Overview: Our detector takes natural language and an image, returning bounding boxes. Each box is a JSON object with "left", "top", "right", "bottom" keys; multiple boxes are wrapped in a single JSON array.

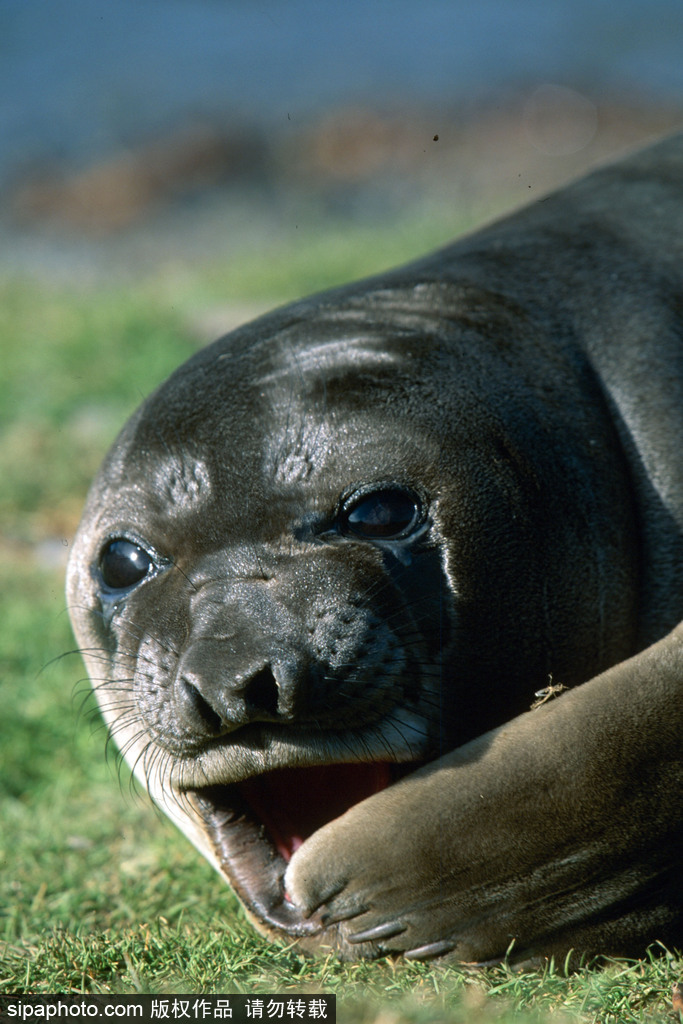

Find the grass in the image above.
[{"left": 1, "top": 215, "right": 682, "bottom": 1022}]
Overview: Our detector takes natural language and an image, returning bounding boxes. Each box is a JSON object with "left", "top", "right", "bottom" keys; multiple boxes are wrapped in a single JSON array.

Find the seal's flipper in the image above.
[{"left": 285, "top": 624, "right": 683, "bottom": 961}]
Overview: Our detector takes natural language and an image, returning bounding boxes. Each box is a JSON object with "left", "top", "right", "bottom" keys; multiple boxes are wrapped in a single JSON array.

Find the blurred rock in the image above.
[
  {"left": 8, "top": 124, "right": 270, "bottom": 234},
  {"left": 1, "top": 94, "right": 681, "bottom": 280},
  {"left": 291, "top": 106, "right": 448, "bottom": 182}
]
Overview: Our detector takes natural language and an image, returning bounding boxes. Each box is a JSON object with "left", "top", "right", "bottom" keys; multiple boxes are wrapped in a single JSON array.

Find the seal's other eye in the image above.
[
  {"left": 99, "top": 539, "right": 153, "bottom": 590},
  {"left": 341, "top": 488, "right": 421, "bottom": 540}
]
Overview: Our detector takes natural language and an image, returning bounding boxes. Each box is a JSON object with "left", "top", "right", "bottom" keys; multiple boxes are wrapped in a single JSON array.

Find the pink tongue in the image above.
[{"left": 239, "top": 762, "right": 393, "bottom": 862}]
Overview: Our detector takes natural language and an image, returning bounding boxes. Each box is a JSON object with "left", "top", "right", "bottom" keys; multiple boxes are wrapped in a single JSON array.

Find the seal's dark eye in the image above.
[
  {"left": 341, "top": 488, "right": 421, "bottom": 540},
  {"left": 99, "top": 539, "right": 153, "bottom": 590}
]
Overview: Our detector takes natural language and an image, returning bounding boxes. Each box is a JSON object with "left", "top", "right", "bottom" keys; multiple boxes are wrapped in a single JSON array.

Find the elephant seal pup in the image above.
[{"left": 67, "top": 132, "right": 683, "bottom": 963}]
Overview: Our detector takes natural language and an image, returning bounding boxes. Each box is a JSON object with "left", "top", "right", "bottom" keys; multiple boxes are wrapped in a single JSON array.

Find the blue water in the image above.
[{"left": 1, "top": 0, "right": 683, "bottom": 187}]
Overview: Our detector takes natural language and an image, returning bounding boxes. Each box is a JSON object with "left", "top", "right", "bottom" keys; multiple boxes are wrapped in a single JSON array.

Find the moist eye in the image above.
[
  {"left": 341, "top": 487, "right": 421, "bottom": 540},
  {"left": 99, "top": 538, "right": 153, "bottom": 590}
]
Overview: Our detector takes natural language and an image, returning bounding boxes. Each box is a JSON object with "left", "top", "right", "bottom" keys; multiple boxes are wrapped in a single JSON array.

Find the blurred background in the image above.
[
  {"left": 2, "top": 0, "right": 683, "bottom": 996},
  {"left": 2, "top": 0, "right": 683, "bottom": 283}
]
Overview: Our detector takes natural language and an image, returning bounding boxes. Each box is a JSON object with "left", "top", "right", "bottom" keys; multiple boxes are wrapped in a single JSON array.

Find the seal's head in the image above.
[{"left": 67, "top": 282, "right": 636, "bottom": 952}]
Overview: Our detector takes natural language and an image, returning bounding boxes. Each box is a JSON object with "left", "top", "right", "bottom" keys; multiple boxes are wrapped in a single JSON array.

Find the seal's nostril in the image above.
[
  {"left": 178, "top": 674, "right": 225, "bottom": 735},
  {"left": 245, "top": 666, "right": 280, "bottom": 718}
]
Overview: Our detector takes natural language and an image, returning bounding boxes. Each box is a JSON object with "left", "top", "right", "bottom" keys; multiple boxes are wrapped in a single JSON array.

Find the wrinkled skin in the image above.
[{"left": 67, "top": 133, "right": 683, "bottom": 962}]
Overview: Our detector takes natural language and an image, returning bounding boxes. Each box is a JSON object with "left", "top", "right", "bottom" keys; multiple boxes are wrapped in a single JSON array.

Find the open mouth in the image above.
[{"left": 188, "top": 760, "right": 408, "bottom": 939}]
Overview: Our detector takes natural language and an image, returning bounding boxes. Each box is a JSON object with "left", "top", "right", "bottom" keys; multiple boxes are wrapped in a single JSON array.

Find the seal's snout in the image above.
[
  {"left": 175, "top": 639, "right": 302, "bottom": 741},
  {"left": 174, "top": 663, "right": 227, "bottom": 738}
]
